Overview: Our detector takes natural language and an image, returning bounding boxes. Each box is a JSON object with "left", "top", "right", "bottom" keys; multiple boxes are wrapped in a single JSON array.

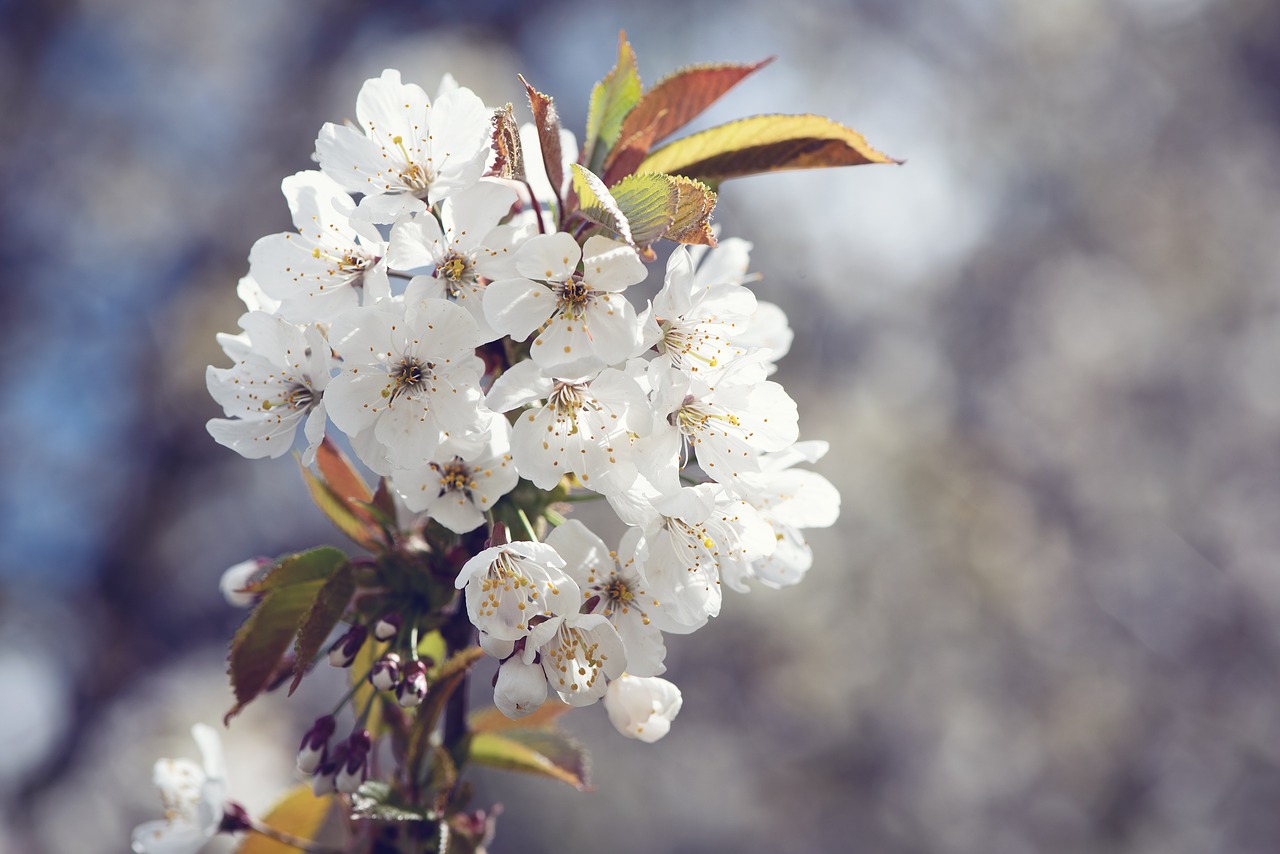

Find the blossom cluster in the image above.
[{"left": 206, "top": 69, "right": 840, "bottom": 738}]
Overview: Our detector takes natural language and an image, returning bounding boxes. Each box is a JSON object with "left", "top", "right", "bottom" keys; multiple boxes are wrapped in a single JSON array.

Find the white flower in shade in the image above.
[
  {"left": 206, "top": 312, "right": 330, "bottom": 464},
  {"left": 643, "top": 361, "right": 799, "bottom": 487},
  {"left": 604, "top": 675, "right": 683, "bottom": 743},
  {"left": 734, "top": 300, "right": 793, "bottom": 372},
  {"left": 324, "top": 300, "right": 486, "bottom": 473},
  {"left": 218, "top": 558, "right": 270, "bottom": 608},
  {"left": 248, "top": 171, "right": 390, "bottom": 323},
  {"left": 454, "top": 541, "right": 579, "bottom": 642},
  {"left": 733, "top": 441, "right": 841, "bottom": 588},
  {"left": 387, "top": 180, "right": 529, "bottom": 343},
  {"left": 524, "top": 612, "right": 626, "bottom": 707},
  {"left": 647, "top": 245, "right": 758, "bottom": 380},
  {"left": 545, "top": 520, "right": 667, "bottom": 677},
  {"left": 315, "top": 69, "right": 492, "bottom": 223},
  {"left": 494, "top": 655, "right": 549, "bottom": 719},
  {"left": 486, "top": 360, "right": 649, "bottom": 495},
  {"left": 485, "top": 233, "right": 647, "bottom": 375},
  {"left": 234, "top": 274, "right": 279, "bottom": 315},
  {"left": 390, "top": 413, "right": 517, "bottom": 533},
  {"left": 132, "top": 724, "right": 226, "bottom": 854},
  {"left": 628, "top": 484, "right": 776, "bottom": 632}
]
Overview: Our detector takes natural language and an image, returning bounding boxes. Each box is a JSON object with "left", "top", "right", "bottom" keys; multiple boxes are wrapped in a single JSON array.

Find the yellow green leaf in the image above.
[
  {"left": 584, "top": 32, "right": 642, "bottom": 173},
  {"left": 638, "top": 114, "right": 901, "bottom": 184},
  {"left": 467, "top": 730, "right": 590, "bottom": 791},
  {"left": 300, "top": 464, "right": 383, "bottom": 551},
  {"left": 571, "top": 164, "right": 631, "bottom": 245},
  {"left": 351, "top": 636, "right": 390, "bottom": 738},
  {"left": 608, "top": 173, "right": 677, "bottom": 246},
  {"left": 236, "top": 786, "right": 336, "bottom": 854}
]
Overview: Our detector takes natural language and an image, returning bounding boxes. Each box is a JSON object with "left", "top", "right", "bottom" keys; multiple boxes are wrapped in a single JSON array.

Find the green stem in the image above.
[{"left": 516, "top": 508, "right": 540, "bottom": 542}]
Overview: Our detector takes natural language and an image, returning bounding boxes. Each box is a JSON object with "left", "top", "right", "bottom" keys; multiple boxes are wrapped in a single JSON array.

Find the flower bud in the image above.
[
  {"left": 397, "top": 660, "right": 429, "bottom": 708},
  {"left": 218, "top": 801, "right": 253, "bottom": 833},
  {"left": 370, "top": 653, "right": 402, "bottom": 691},
  {"left": 312, "top": 742, "right": 344, "bottom": 797},
  {"left": 603, "top": 674, "right": 683, "bottom": 743},
  {"left": 219, "top": 557, "right": 271, "bottom": 608},
  {"left": 494, "top": 656, "right": 548, "bottom": 720},
  {"left": 327, "top": 625, "right": 368, "bottom": 668},
  {"left": 373, "top": 613, "right": 402, "bottom": 642},
  {"left": 335, "top": 730, "right": 371, "bottom": 794},
  {"left": 296, "top": 715, "right": 336, "bottom": 774}
]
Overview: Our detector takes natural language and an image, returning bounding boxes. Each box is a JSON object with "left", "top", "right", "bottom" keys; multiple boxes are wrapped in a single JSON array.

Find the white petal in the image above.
[
  {"left": 485, "top": 278, "right": 555, "bottom": 340},
  {"left": 515, "top": 232, "right": 580, "bottom": 282}
]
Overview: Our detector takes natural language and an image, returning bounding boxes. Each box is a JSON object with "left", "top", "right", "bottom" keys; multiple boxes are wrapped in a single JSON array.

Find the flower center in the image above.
[
  {"left": 556, "top": 278, "right": 593, "bottom": 318},
  {"left": 434, "top": 457, "right": 474, "bottom": 496},
  {"left": 547, "top": 381, "right": 589, "bottom": 416},
  {"left": 392, "top": 135, "right": 432, "bottom": 192},
  {"left": 386, "top": 357, "right": 428, "bottom": 403},
  {"left": 261, "top": 382, "right": 314, "bottom": 412}
]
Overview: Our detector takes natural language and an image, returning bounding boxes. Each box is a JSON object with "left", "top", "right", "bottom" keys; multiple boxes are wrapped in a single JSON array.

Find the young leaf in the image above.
[
  {"left": 467, "top": 729, "right": 591, "bottom": 791},
  {"left": 489, "top": 103, "right": 525, "bottom": 182},
  {"left": 236, "top": 786, "right": 336, "bottom": 854},
  {"left": 584, "top": 32, "right": 642, "bottom": 174},
  {"left": 618, "top": 58, "right": 774, "bottom": 152},
  {"left": 227, "top": 548, "right": 348, "bottom": 722},
  {"left": 570, "top": 164, "right": 632, "bottom": 245},
  {"left": 608, "top": 173, "right": 677, "bottom": 247},
  {"left": 300, "top": 464, "right": 384, "bottom": 551},
  {"left": 288, "top": 561, "right": 355, "bottom": 695},
  {"left": 638, "top": 113, "right": 901, "bottom": 184},
  {"left": 519, "top": 74, "right": 564, "bottom": 204},
  {"left": 668, "top": 175, "right": 718, "bottom": 246},
  {"left": 315, "top": 436, "right": 373, "bottom": 505}
]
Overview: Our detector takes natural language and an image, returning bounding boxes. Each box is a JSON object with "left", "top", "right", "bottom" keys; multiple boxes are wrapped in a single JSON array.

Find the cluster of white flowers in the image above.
[{"left": 207, "top": 69, "right": 840, "bottom": 740}]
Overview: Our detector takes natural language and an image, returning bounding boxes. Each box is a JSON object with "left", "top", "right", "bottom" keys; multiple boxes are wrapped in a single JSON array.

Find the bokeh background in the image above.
[{"left": 5, "top": 0, "right": 1280, "bottom": 851}]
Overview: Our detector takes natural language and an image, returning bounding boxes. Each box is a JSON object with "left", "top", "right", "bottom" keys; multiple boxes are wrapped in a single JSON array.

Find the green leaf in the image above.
[
  {"left": 608, "top": 173, "right": 677, "bottom": 247},
  {"left": 467, "top": 729, "right": 591, "bottom": 791},
  {"left": 289, "top": 561, "right": 355, "bottom": 695},
  {"left": 469, "top": 698, "right": 572, "bottom": 733},
  {"left": 226, "top": 548, "right": 347, "bottom": 722},
  {"left": 519, "top": 74, "right": 564, "bottom": 203},
  {"left": 236, "top": 785, "right": 336, "bottom": 854},
  {"left": 351, "top": 781, "right": 429, "bottom": 822},
  {"left": 570, "top": 164, "right": 631, "bottom": 245},
  {"left": 584, "top": 32, "right": 642, "bottom": 174},
  {"left": 618, "top": 58, "right": 774, "bottom": 153},
  {"left": 638, "top": 114, "right": 901, "bottom": 184}
]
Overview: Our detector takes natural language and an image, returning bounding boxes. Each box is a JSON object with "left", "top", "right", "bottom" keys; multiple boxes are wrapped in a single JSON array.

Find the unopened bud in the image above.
[
  {"left": 219, "top": 558, "right": 271, "bottom": 608},
  {"left": 373, "top": 613, "right": 402, "bottom": 642},
  {"left": 335, "top": 729, "right": 371, "bottom": 794},
  {"left": 296, "top": 715, "right": 336, "bottom": 774},
  {"left": 397, "top": 660, "right": 429, "bottom": 708},
  {"left": 218, "top": 801, "right": 253, "bottom": 833},
  {"left": 370, "top": 653, "right": 402, "bottom": 691},
  {"left": 327, "top": 625, "right": 368, "bottom": 668}
]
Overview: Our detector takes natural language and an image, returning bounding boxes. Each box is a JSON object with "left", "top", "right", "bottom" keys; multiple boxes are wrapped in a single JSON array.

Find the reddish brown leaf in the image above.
[
  {"left": 489, "top": 103, "right": 524, "bottom": 182},
  {"left": 668, "top": 175, "right": 718, "bottom": 246},
  {"left": 618, "top": 58, "right": 773, "bottom": 153},
  {"left": 602, "top": 118, "right": 663, "bottom": 186},
  {"left": 315, "top": 436, "right": 373, "bottom": 506},
  {"left": 519, "top": 74, "right": 564, "bottom": 204}
]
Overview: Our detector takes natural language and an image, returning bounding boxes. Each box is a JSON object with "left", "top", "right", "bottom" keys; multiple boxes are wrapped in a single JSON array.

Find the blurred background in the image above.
[{"left": 5, "top": 0, "right": 1280, "bottom": 851}]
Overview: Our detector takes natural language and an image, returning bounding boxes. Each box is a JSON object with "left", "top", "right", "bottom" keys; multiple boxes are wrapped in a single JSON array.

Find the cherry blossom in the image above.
[
  {"left": 132, "top": 724, "right": 227, "bottom": 854},
  {"left": 603, "top": 675, "right": 683, "bottom": 743},
  {"left": 455, "top": 541, "right": 578, "bottom": 642}
]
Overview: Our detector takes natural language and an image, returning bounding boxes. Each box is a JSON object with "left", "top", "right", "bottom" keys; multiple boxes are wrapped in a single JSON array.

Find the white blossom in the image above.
[
  {"left": 734, "top": 441, "right": 841, "bottom": 588},
  {"left": 647, "top": 245, "right": 757, "bottom": 380},
  {"left": 315, "top": 69, "right": 491, "bottom": 223},
  {"left": 454, "top": 541, "right": 579, "bottom": 642},
  {"left": 386, "top": 180, "right": 530, "bottom": 343},
  {"left": 486, "top": 360, "right": 648, "bottom": 495},
  {"left": 603, "top": 675, "right": 683, "bottom": 743},
  {"left": 206, "top": 312, "right": 330, "bottom": 464},
  {"left": 131, "top": 724, "right": 226, "bottom": 854},
  {"left": 390, "top": 412, "right": 517, "bottom": 533},
  {"left": 485, "top": 233, "right": 647, "bottom": 375},
  {"left": 324, "top": 300, "right": 487, "bottom": 473},
  {"left": 524, "top": 612, "right": 626, "bottom": 707},
  {"left": 546, "top": 520, "right": 667, "bottom": 676},
  {"left": 248, "top": 170, "right": 389, "bottom": 323}
]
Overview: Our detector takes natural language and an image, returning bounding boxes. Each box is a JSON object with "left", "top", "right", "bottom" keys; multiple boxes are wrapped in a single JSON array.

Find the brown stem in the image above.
[{"left": 248, "top": 818, "right": 344, "bottom": 853}]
